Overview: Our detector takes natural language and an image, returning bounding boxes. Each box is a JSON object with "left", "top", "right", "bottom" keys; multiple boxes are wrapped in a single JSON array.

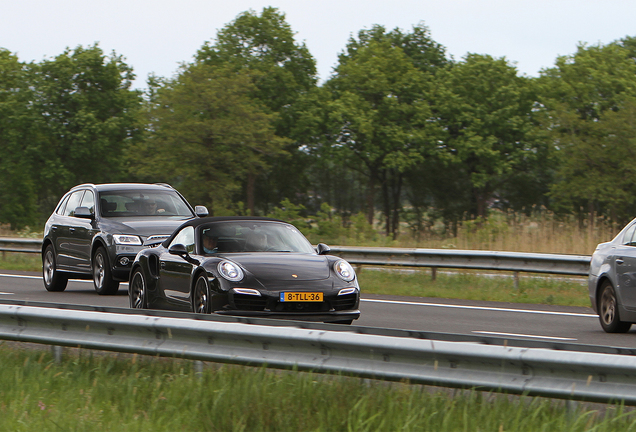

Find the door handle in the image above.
[
  {"left": 160, "top": 261, "right": 166, "bottom": 269},
  {"left": 69, "top": 227, "right": 75, "bottom": 233},
  {"left": 617, "top": 258, "right": 625, "bottom": 265},
  {"left": 51, "top": 226, "right": 58, "bottom": 231}
]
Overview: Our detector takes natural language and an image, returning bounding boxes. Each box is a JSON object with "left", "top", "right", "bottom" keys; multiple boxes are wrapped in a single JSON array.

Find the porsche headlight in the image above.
[
  {"left": 334, "top": 260, "right": 355, "bottom": 282},
  {"left": 218, "top": 260, "right": 244, "bottom": 282},
  {"left": 113, "top": 234, "right": 142, "bottom": 246}
]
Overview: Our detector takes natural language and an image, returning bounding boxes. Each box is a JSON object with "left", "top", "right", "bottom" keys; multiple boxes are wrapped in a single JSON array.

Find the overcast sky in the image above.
[{"left": 2, "top": 0, "right": 635, "bottom": 89}]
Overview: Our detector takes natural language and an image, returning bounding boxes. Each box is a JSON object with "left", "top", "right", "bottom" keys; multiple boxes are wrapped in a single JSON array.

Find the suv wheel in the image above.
[
  {"left": 42, "top": 244, "right": 68, "bottom": 292},
  {"left": 93, "top": 246, "right": 119, "bottom": 295}
]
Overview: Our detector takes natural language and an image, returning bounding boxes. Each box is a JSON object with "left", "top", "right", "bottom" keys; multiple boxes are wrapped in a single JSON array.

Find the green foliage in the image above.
[
  {"left": 128, "top": 64, "right": 288, "bottom": 214},
  {"left": 431, "top": 54, "right": 546, "bottom": 218},
  {"left": 539, "top": 42, "right": 636, "bottom": 222},
  {"left": 30, "top": 44, "right": 142, "bottom": 201}
]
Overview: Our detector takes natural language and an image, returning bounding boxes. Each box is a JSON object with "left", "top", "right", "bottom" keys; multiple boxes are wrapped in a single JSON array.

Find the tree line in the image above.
[{"left": 2, "top": 7, "right": 636, "bottom": 239}]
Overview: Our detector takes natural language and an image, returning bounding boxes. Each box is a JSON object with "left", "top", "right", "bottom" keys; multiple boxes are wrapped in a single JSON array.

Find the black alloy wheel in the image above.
[
  {"left": 598, "top": 280, "right": 632, "bottom": 333},
  {"left": 42, "top": 244, "right": 68, "bottom": 292},
  {"left": 92, "top": 246, "right": 120, "bottom": 295},
  {"left": 192, "top": 274, "right": 211, "bottom": 314},
  {"left": 129, "top": 269, "right": 147, "bottom": 309}
]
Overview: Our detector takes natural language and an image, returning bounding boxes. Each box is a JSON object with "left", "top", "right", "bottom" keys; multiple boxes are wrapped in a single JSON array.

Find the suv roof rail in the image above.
[
  {"left": 154, "top": 183, "right": 174, "bottom": 189},
  {"left": 72, "top": 183, "right": 96, "bottom": 189}
]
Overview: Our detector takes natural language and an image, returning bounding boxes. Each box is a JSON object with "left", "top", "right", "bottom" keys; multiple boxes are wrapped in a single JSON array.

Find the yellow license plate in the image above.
[{"left": 280, "top": 292, "right": 323, "bottom": 302}]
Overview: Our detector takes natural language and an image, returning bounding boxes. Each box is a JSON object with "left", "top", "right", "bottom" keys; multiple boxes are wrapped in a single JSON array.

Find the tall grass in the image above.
[{"left": 1, "top": 343, "right": 635, "bottom": 431}]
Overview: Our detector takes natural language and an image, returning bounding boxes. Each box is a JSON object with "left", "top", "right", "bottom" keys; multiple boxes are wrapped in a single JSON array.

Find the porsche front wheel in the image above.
[{"left": 192, "top": 274, "right": 211, "bottom": 314}]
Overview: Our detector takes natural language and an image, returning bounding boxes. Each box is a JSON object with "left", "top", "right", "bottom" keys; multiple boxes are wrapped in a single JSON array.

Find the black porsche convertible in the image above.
[{"left": 128, "top": 216, "right": 360, "bottom": 324}]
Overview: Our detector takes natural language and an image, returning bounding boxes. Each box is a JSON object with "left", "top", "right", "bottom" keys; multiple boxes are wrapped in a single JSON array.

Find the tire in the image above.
[
  {"left": 192, "top": 274, "right": 211, "bottom": 314},
  {"left": 129, "top": 269, "right": 147, "bottom": 309},
  {"left": 598, "top": 281, "right": 632, "bottom": 333},
  {"left": 42, "top": 244, "right": 68, "bottom": 292},
  {"left": 92, "top": 246, "right": 119, "bottom": 295}
]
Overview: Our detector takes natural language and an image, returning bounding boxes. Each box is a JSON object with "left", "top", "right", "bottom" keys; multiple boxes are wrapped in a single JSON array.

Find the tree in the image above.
[
  {"left": 538, "top": 42, "right": 636, "bottom": 224},
  {"left": 130, "top": 64, "right": 288, "bottom": 214},
  {"left": 195, "top": 7, "right": 318, "bottom": 213},
  {"left": 0, "top": 49, "right": 38, "bottom": 228},
  {"left": 433, "top": 54, "right": 543, "bottom": 218},
  {"left": 322, "top": 26, "right": 444, "bottom": 238},
  {"left": 29, "top": 44, "right": 142, "bottom": 207}
]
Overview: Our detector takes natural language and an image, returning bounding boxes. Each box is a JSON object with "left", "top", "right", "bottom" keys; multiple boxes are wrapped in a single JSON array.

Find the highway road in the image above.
[{"left": 1, "top": 269, "right": 634, "bottom": 349}]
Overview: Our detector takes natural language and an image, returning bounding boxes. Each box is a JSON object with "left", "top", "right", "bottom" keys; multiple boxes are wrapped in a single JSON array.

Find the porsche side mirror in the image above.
[
  {"left": 195, "top": 205, "right": 209, "bottom": 217},
  {"left": 168, "top": 243, "right": 200, "bottom": 265},
  {"left": 316, "top": 243, "right": 331, "bottom": 255},
  {"left": 74, "top": 206, "right": 94, "bottom": 219},
  {"left": 169, "top": 243, "right": 188, "bottom": 256}
]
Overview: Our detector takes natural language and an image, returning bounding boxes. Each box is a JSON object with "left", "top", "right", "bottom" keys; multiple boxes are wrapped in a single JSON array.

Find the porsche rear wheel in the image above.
[
  {"left": 192, "top": 274, "right": 211, "bottom": 314},
  {"left": 598, "top": 281, "right": 632, "bottom": 333},
  {"left": 129, "top": 269, "right": 147, "bottom": 309}
]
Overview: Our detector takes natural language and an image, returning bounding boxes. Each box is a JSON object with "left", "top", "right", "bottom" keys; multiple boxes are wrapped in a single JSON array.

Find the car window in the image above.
[
  {"left": 63, "top": 191, "right": 85, "bottom": 217},
  {"left": 55, "top": 195, "right": 70, "bottom": 215},
  {"left": 99, "top": 189, "right": 193, "bottom": 218},
  {"left": 80, "top": 190, "right": 95, "bottom": 215},
  {"left": 199, "top": 221, "right": 315, "bottom": 254},
  {"left": 624, "top": 224, "right": 636, "bottom": 246},
  {"left": 169, "top": 226, "right": 195, "bottom": 253}
]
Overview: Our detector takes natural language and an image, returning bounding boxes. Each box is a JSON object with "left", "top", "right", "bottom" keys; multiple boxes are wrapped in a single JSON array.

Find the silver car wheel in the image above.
[
  {"left": 93, "top": 253, "right": 105, "bottom": 290},
  {"left": 43, "top": 249, "right": 54, "bottom": 286},
  {"left": 600, "top": 288, "right": 616, "bottom": 326}
]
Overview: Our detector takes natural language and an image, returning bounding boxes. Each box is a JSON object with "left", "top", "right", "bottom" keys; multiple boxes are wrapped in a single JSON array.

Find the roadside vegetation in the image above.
[{"left": 1, "top": 343, "right": 634, "bottom": 431}]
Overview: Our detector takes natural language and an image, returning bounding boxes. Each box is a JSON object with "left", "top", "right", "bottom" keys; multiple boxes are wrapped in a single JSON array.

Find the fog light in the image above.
[{"left": 119, "top": 257, "right": 130, "bottom": 266}]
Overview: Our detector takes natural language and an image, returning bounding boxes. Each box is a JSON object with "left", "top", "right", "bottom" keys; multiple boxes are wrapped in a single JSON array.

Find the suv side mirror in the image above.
[
  {"left": 74, "top": 206, "right": 94, "bottom": 219},
  {"left": 195, "top": 206, "right": 209, "bottom": 217},
  {"left": 316, "top": 243, "right": 331, "bottom": 255}
]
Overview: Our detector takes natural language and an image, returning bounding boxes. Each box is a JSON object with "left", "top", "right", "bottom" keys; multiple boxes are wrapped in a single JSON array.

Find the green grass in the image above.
[
  {"left": 0, "top": 253, "right": 41, "bottom": 272},
  {"left": 0, "top": 343, "right": 634, "bottom": 431},
  {"left": 358, "top": 269, "right": 591, "bottom": 307}
]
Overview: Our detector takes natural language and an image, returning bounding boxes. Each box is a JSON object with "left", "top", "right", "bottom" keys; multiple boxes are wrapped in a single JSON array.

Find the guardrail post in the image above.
[
  {"left": 514, "top": 272, "right": 520, "bottom": 290},
  {"left": 194, "top": 360, "right": 204, "bottom": 379},
  {"left": 431, "top": 267, "right": 437, "bottom": 282},
  {"left": 51, "top": 345, "right": 63, "bottom": 364}
]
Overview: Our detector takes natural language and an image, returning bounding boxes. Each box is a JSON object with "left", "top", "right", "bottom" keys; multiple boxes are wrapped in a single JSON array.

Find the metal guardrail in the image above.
[
  {"left": 1, "top": 303, "right": 635, "bottom": 404},
  {"left": 0, "top": 238, "right": 591, "bottom": 278},
  {"left": 0, "top": 237, "right": 41, "bottom": 254}
]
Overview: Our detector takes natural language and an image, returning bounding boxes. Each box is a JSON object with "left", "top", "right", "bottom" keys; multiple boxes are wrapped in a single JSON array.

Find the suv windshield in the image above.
[{"left": 99, "top": 190, "right": 193, "bottom": 218}]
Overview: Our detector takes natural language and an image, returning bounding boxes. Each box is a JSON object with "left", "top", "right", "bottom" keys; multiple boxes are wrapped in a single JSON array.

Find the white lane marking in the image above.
[
  {"left": 0, "top": 292, "right": 13, "bottom": 295},
  {"left": 361, "top": 298, "right": 597, "bottom": 318},
  {"left": 472, "top": 331, "right": 577, "bottom": 341},
  {"left": 0, "top": 273, "right": 128, "bottom": 285},
  {"left": 471, "top": 330, "right": 578, "bottom": 340}
]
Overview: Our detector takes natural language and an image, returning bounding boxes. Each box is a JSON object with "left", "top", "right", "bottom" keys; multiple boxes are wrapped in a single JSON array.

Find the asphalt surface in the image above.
[{"left": 1, "top": 269, "right": 634, "bottom": 349}]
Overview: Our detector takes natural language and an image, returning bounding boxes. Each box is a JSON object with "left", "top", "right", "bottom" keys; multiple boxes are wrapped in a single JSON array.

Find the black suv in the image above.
[{"left": 42, "top": 183, "right": 208, "bottom": 295}]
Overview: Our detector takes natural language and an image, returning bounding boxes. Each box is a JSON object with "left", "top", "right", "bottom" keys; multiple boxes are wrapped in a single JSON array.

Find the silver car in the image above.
[{"left": 589, "top": 219, "right": 636, "bottom": 333}]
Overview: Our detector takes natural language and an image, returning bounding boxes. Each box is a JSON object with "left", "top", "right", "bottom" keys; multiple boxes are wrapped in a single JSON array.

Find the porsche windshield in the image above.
[
  {"left": 200, "top": 221, "right": 315, "bottom": 254},
  {"left": 99, "top": 190, "right": 193, "bottom": 218}
]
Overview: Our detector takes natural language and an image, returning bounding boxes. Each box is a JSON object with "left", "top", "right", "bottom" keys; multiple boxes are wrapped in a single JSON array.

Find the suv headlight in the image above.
[
  {"left": 113, "top": 234, "right": 142, "bottom": 246},
  {"left": 334, "top": 260, "right": 355, "bottom": 282},
  {"left": 218, "top": 260, "right": 244, "bottom": 282}
]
